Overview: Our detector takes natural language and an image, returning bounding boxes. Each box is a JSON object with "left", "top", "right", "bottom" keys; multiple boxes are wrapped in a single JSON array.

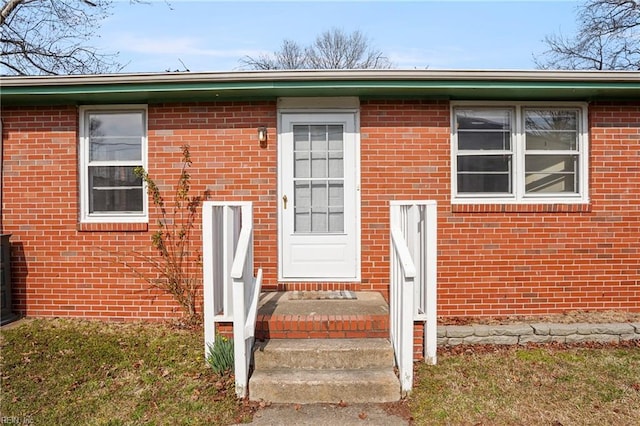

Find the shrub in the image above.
[{"left": 108, "top": 145, "right": 208, "bottom": 325}]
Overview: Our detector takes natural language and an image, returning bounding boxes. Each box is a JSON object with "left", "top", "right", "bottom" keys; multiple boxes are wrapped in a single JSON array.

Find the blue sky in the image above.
[{"left": 98, "top": 0, "right": 581, "bottom": 73}]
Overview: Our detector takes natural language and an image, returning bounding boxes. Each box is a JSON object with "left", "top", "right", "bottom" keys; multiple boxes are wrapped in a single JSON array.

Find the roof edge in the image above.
[{"left": 2, "top": 69, "right": 639, "bottom": 87}]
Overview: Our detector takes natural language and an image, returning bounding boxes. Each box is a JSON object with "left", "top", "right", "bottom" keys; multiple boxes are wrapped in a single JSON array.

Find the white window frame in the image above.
[
  {"left": 79, "top": 105, "right": 148, "bottom": 223},
  {"left": 451, "top": 101, "right": 589, "bottom": 205}
]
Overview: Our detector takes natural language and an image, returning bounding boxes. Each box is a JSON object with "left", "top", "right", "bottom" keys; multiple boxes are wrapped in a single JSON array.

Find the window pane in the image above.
[
  {"left": 293, "top": 125, "right": 310, "bottom": 151},
  {"left": 294, "top": 152, "right": 309, "bottom": 178},
  {"left": 89, "top": 113, "right": 144, "bottom": 137},
  {"left": 311, "top": 182, "right": 327, "bottom": 209},
  {"left": 457, "top": 155, "right": 511, "bottom": 193},
  {"left": 525, "top": 155, "right": 578, "bottom": 193},
  {"left": 458, "top": 131, "right": 511, "bottom": 150},
  {"left": 525, "top": 110, "right": 577, "bottom": 131},
  {"left": 457, "top": 155, "right": 511, "bottom": 172},
  {"left": 456, "top": 109, "right": 511, "bottom": 150},
  {"left": 525, "top": 155, "right": 576, "bottom": 173},
  {"left": 294, "top": 207, "right": 310, "bottom": 233},
  {"left": 328, "top": 125, "right": 343, "bottom": 150},
  {"left": 89, "top": 166, "right": 142, "bottom": 188},
  {"left": 328, "top": 152, "right": 343, "bottom": 178},
  {"left": 89, "top": 112, "right": 143, "bottom": 161},
  {"left": 311, "top": 208, "right": 327, "bottom": 232},
  {"left": 311, "top": 152, "right": 327, "bottom": 178},
  {"left": 457, "top": 109, "right": 511, "bottom": 130},
  {"left": 526, "top": 174, "right": 576, "bottom": 193},
  {"left": 91, "top": 188, "right": 143, "bottom": 213},
  {"left": 294, "top": 181, "right": 310, "bottom": 208},
  {"left": 458, "top": 174, "right": 510, "bottom": 193},
  {"left": 311, "top": 125, "right": 328, "bottom": 151},
  {"left": 526, "top": 131, "right": 577, "bottom": 150},
  {"left": 328, "top": 181, "right": 343, "bottom": 207},
  {"left": 90, "top": 137, "right": 142, "bottom": 161},
  {"left": 525, "top": 109, "right": 578, "bottom": 151},
  {"left": 328, "top": 207, "right": 344, "bottom": 233},
  {"left": 89, "top": 166, "right": 143, "bottom": 213}
]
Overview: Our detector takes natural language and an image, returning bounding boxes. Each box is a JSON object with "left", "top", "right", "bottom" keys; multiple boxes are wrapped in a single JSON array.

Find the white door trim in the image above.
[{"left": 277, "top": 106, "right": 361, "bottom": 282}]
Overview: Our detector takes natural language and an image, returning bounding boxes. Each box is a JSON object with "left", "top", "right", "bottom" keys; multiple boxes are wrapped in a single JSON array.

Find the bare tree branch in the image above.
[
  {"left": 1, "top": 0, "right": 29, "bottom": 26},
  {"left": 1, "top": 0, "right": 149, "bottom": 75},
  {"left": 535, "top": 0, "right": 640, "bottom": 70},
  {"left": 239, "top": 28, "right": 393, "bottom": 70}
]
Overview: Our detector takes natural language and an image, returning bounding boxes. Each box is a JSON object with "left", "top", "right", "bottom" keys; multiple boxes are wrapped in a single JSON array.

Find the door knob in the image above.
[{"left": 282, "top": 195, "right": 288, "bottom": 209}]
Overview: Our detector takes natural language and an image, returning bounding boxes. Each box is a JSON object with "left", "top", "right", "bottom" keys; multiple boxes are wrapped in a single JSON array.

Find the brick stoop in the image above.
[
  {"left": 249, "top": 291, "right": 400, "bottom": 403},
  {"left": 255, "top": 291, "right": 391, "bottom": 340},
  {"left": 255, "top": 313, "right": 389, "bottom": 340}
]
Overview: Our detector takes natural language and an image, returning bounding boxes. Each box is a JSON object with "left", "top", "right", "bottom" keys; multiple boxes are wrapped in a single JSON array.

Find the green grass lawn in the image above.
[
  {"left": 409, "top": 343, "right": 640, "bottom": 425},
  {"left": 2, "top": 319, "right": 639, "bottom": 425},
  {"left": 0, "top": 319, "right": 248, "bottom": 425}
]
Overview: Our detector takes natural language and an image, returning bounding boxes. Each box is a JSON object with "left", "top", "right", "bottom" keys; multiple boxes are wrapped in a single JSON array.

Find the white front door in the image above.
[{"left": 279, "top": 112, "right": 360, "bottom": 280}]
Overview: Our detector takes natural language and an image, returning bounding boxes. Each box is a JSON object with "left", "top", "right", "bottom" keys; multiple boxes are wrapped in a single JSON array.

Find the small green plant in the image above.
[{"left": 206, "top": 335, "right": 235, "bottom": 375}]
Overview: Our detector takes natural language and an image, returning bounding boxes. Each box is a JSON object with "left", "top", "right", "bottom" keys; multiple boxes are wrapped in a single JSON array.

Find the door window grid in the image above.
[{"left": 293, "top": 124, "right": 345, "bottom": 233}]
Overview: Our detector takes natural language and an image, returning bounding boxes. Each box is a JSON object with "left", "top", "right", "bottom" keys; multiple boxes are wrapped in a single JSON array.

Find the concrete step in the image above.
[
  {"left": 253, "top": 338, "right": 395, "bottom": 370},
  {"left": 249, "top": 338, "right": 400, "bottom": 403},
  {"left": 249, "top": 368, "right": 400, "bottom": 403}
]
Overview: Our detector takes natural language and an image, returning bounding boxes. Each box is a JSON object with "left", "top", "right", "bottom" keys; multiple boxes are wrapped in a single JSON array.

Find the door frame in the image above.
[{"left": 277, "top": 97, "right": 361, "bottom": 282}]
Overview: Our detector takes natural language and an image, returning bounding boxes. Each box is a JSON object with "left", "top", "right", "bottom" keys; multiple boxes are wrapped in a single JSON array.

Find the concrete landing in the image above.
[
  {"left": 257, "top": 291, "right": 389, "bottom": 316},
  {"left": 255, "top": 291, "right": 390, "bottom": 340}
]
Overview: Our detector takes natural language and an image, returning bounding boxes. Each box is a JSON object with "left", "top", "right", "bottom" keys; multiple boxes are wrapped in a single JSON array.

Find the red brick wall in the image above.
[
  {"left": 2, "top": 100, "right": 639, "bottom": 322},
  {"left": 360, "top": 100, "right": 451, "bottom": 298},
  {"left": 361, "top": 100, "right": 639, "bottom": 317},
  {"left": 1, "top": 102, "right": 278, "bottom": 320}
]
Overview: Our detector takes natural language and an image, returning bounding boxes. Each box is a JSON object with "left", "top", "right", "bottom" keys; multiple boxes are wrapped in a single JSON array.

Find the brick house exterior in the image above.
[{"left": 1, "top": 70, "right": 639, "bottom": 329}]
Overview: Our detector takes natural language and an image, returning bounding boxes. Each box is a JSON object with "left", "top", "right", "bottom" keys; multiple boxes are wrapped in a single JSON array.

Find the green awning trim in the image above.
[{"left": 2, "top": 70, "right": 639, "bottom": 105}]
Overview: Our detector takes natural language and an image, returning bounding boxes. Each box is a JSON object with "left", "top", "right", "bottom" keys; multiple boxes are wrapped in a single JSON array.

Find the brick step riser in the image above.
[{"left": 255, "top": 314, "right": 389, "bottom": 340}]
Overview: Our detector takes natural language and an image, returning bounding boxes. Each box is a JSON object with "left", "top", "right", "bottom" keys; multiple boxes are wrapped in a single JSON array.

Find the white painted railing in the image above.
[
  {"left": 203, "top": 201, "right": 263, "bottom": 397},
  {"left": 390, "top": 200, "right": 437, "bottom": 395}
]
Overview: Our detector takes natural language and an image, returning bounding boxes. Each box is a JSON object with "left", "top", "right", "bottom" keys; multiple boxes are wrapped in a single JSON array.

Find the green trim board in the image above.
[{"left": 2, "top": 70, "right": 639, "bottom": 105}]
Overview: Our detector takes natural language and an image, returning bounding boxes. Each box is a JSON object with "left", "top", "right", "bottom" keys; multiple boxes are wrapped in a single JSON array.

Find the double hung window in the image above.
[
  {"left": 80, "top": 106, "right": 147, "bottom": 223},
  {"left": 452, "top": 103, "right": 588, "bottom": 204}
]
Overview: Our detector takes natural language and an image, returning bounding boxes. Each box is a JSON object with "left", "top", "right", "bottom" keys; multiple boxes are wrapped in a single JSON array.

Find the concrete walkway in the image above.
[{"left": 237, "top": 403, "right": 410, "bottom": 425}]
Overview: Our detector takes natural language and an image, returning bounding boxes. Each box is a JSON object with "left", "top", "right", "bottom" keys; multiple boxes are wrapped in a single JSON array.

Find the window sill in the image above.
[
  {"left": 451, "top": 203, "right": 591, "bottom": 213},
  {"left": 78, "top": 222, "right": 148, "bottom": 232}
]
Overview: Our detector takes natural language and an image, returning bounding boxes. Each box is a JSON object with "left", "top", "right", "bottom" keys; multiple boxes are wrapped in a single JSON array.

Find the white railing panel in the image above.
[
  {"left": 390, "top": 221, "right": 415, "bottom": 394},
  {"left": 423, "top": 202, "right": 438, "bottom": 365},
  {"left": 389, "top": 200, "right": 437, "bottom": 395},
  {"left": 203, "top": 201, "right": 262, "bottom": 398},
  {"left": 202, "top": 203, "right": 216, "bottom": 355}
]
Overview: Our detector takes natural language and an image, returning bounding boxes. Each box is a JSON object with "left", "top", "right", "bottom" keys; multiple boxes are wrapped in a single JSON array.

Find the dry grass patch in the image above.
[
  {"left": 410, "top": 343, "right": 640, "bottom": 425},
  {"left": 0, "top": 319, "right": 251, "bottom": 425}
]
